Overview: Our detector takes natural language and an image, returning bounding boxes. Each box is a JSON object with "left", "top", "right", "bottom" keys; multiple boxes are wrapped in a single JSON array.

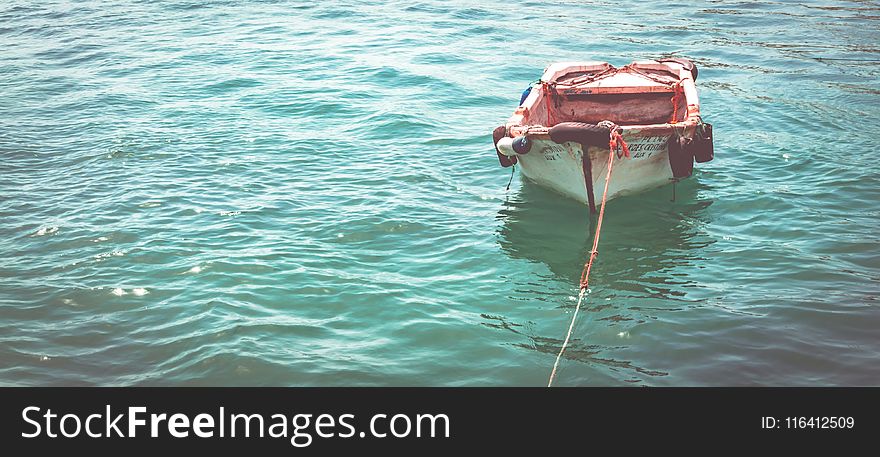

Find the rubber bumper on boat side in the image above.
[
  {"left": 693, "top": 122, "right": 714, "bottom": 163},
  {"left": 493, "top": 125, "right": 517, "bottom": 167},
  {"left": 668, "top": 135, "right": 695, "bottom": 179},
  {"left": 548, "top": 122, "right": 611, "bottom": 148}
]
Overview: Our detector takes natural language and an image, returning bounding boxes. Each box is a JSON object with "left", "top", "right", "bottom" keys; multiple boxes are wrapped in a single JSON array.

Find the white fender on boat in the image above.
[{"left": 496, "top": 136, "right": 517, "bottom": 157}]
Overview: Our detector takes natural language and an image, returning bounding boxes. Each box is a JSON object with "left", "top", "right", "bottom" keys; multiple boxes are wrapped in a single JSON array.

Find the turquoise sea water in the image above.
[{"left": 1, "top": 1, "right": 879, "bottom": 386}]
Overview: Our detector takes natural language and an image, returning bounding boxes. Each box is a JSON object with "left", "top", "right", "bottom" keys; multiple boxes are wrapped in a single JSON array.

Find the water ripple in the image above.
[{"left": 1, "top": 0, "right": 878, "bottom": 386}]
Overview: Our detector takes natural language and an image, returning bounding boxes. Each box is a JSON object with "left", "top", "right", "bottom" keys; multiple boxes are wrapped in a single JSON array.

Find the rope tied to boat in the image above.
[
  {"left": 606, "top": 124, "right": 631, "bottom": 160},
  {"left": 624, "top": 64, "right": 680, "bottom": 87},
  {"left": 565, "top": 64, "right": 617, "bottom": 87},
  {"left": 548, "top": 125, "right": 628, "bottom": 387},
  {"left": 541, "top": 80, "right": 564, "bottom": 125},
  {"left": 670, "top": 82, "right": 684, "bottom": 124}
]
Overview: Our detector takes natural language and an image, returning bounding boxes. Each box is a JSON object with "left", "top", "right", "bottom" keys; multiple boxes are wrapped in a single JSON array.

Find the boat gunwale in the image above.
[{"left": 503, "top": 60, "right": 704, "bottom": 140}]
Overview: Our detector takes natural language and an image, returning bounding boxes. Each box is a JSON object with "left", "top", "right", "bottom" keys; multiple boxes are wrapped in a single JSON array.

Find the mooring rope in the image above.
[{"left": 548, "top": 128, "right": 628, "bottom": 387}]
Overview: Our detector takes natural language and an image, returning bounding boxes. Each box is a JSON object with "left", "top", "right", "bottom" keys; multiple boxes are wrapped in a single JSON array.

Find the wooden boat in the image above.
[{"left": 493, "top": 59, "right": 713, "bottom": 211}]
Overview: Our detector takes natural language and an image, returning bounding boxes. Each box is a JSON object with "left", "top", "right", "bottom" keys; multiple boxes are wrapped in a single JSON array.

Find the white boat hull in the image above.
[{"left": 515, "top": 135, "right": 675, "bottom": 205}]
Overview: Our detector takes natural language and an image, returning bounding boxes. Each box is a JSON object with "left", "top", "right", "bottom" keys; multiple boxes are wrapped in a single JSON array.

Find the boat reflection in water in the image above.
[{"left": 489, "top": 177, "right": 717, "bottom": 384}]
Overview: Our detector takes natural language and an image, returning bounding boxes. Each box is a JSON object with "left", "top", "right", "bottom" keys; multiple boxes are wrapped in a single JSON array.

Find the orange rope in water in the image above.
[{"left": 548, "top": 130, "right": 628, "bottom": 387}]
